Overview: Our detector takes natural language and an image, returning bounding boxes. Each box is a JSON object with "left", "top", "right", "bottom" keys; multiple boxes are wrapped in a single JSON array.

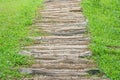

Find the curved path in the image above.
[{"left": 21, "top": 0, "right": 109, "bottom": 80}]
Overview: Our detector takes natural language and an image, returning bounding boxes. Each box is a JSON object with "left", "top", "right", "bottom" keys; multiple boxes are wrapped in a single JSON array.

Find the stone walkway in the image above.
[{"left": 20, "top": 0, "right": 109, "bottom": 80}]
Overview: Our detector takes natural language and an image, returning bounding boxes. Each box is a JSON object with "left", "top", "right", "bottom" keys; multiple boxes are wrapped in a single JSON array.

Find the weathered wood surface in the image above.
[{"left": 21, "top": 0, "right": 109, "bottom": 80}]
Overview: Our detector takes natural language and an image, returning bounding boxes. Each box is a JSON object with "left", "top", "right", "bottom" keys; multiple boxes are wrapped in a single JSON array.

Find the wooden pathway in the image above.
[{"left": 20, "top": 0, "right": 109, "bottom": 80}]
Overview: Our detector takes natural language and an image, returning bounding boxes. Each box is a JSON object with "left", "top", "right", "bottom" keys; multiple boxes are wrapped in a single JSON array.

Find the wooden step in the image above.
[
  {"left": 31, "top": 63, "right": 95, "bottom": 69},
  {"left": 41, "top": 13, "right": 84, "bottom": 18},
  {"left": 34, "top": 41, "right": 89, "bottom": 45},
  {"left": 30, "top": 35, "right": 86, "bottom": 40},
  {"left": 34, "top": 22, "right": 87, "bottom": 28},
  {"left": 41, "top": 15, "right": 83, "bottom": 19},
  {"left": 23, "top": 49, "right": 85, "bottom": 54},
  {"left": 35, "top": 58, "right": 94, "bottom": 64},
  {"left": 39, "top": 17, "right": 83, "bottom": 21},
  {"left": 36, "top": 19, "right": 83, "bottom": 23},
  {"left": 20, "top": 68, "right": 89, "bottom": 77},
  {"left": 29, "top": 35, "right": 89, "bottom": 41},
  {"left": 40, "top": 27, "right": 86, "bottom": 34},
  {"left": 30, "top": 50, "right": 91, "bottom": 56},
  {"left": 24, "top": 76, "right": 109, "bottom": 80},
  {"left": 29, "top": 36, "right": 90, "bottom": 43},
  {"left": 20, "top": 50, "right": 92, "bottom": 58},
  {"left": 23, "top": 45, "right": 88, "bottom": 50}
]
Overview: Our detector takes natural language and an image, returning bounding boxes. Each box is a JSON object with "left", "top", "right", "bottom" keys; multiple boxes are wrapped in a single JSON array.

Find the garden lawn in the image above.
[
  {"left": 0, "top": 0, "right": 43, "bottom": 79},
  {"left": 82, "top": 0, "right": 120, "bottom": 80}
]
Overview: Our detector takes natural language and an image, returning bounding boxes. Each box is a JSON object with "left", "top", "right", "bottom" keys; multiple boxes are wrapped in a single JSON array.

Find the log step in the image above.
[
  {"left": 23, "top": 45, "right": 88, "bottom": 50},
  {"left": 35, "top": 58, "right": 94, "bottom": 64},
  {"left": 20, "top": 68, "right": 89, "bottom": 77},
  {"left": 24, "top": 76, "right": 109, "bottom": 80},
  {"left": 31, "top": 63, "right": 95, "bottom": 69}
]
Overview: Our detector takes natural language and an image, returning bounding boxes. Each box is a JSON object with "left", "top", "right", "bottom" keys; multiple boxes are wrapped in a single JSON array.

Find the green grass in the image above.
[
  {"left": 81, "top": 0, "right": 120, "bottom": 80},
  {"left": 0, "top": 0, "right": 43, "bottom": 79}
]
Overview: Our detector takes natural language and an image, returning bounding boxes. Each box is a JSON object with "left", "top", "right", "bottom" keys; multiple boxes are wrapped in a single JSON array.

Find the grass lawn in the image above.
[
  {"left": 0, "top": 0, "right": 43, "bottom": 79},
  {"left": 82, "top": 0, "right": 120, "bottom": 80}
]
